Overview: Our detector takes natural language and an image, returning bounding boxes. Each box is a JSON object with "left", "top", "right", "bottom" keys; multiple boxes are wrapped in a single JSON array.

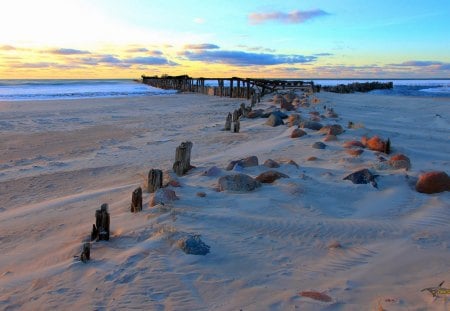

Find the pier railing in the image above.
[{"left": 141, "top": 75, "right": 316, "bottom": 99}]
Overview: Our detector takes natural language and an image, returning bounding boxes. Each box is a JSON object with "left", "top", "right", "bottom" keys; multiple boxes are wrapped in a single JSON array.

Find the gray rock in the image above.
[
  {"left": 177, "top": 235, "right": 210, "bottom": 255},
  {"left": 225, "top": 156, "right": 259, "bottom": 170},
  {"left": 343, "top": 168, "right": 378, "bottom": 188},
  {"left": 300, "top": 121, "right": 323, "bottom": 131},
  {"left": 312, "top": 142, "right": 327, "bottom": 149},
  {"left": 265, "top": 113, "right": 284, "bottom": 127},
  {"left": 264, "top": 159, "right": 280, "bottom": 168},
  {"left": 218, "top": 173, "right": 261, "bottom": 192}
]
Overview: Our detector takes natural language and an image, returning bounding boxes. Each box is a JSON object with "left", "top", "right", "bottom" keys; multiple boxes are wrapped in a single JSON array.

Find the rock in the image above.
[
  {"left": 291, "top": 128, "right": 307, "bottom": 138},
  {"left": 362, "top": 136, "right": 391, "bottom": 154},
  {"left": 312, "top": 142, "right": 327, "bottom": 149},
  {"left": 162, "top": 169, "right": 179, "bottom": 188},
  {"left": 264, "top": 159, "right": 280, "bottom": 168},
  {"left": 150, "top": 188, "right": 179, "bottom": 207},
  {"left": 343, "top": 140, "right": 365, "bottom": 149},
  {"left": 306, "top": 156, "right": 318, "bottom": 161},
  {"left": 324, "top": 134, "right": 337, "bottom": 142},
  {"left": 218, "top": 174, "right": 261, "bottom": 192},
  {"left": 201, "top": 166, "right": 222, "bottom": 176},
  {"left": 319, "top": 124, "right": 344, "bottom": 135},
  {"left": 196, "top": 192, "right": 206, "bottom": 197},
  {"left": 255, "top": 170, "right": 289, "bottom": 183},
  {"left": 287, "top": 113, "right": 301, "bottom": 127},
  {"left": 271, "top": 110, "right": 288, "bottom": 119},
  {"left": 299, "top": 121, "right": 323, "bottom": 131},
  {"left": 265, "top": 113, "right": 284, "bottom": 127},
  {"left": 177, "top": 235, "right": 210, "bottom": 255},
  {"left": 280, "top": 101, "right": 295, "bottom": 111},
  {"left": 225, "top": 156, "right": 259, "bottom": 170},
  {"left": 343, "top": 168, "right": 378, "bottom": 188},
  {"left": 388, "top": 154, "right": 411, "bottom": 170},
  {"left": 283, "top": 92, "right": 297, "bottom": 103},
  {"left": 279, "top": 159, "right": 299, "bottom": 168},
  {"left": 300, "top": 291, "right": 332, "bottom": 302},
  {"left": 247, "top": 109, "right": 263, "bottom": 118},
  {"left": 345, "top": 148, "right": 364, "bottom": 156},
  {"left": 415, "top": 171, "right": 450, "bottom": 194}
]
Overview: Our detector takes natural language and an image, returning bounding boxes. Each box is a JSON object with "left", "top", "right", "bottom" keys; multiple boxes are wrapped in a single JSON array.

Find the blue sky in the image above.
[{"left": 0, "top": 0, "right": 449, "bottom": 78}]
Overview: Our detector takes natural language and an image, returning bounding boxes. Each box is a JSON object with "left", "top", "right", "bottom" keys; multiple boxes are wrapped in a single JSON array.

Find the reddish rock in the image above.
[
  {"left": 168, "top": 180, "right": 181, "bottom": 187},
  {"left": 150, "top": 188, "right": 178, "bottom": 207},
  {"left": 415, "top": 171, "right": 450, "bottom": 194},
  {"left": 283, "top": 92, "right": 296, "bottom": 103},
  {"left": 247, "top": 109, "right": 263, "bottom": 118},
  {"left": 362, "top": 136, "right": 390, "bottom": 153},
  {"left": 291, "top": 128, "right": 307, "bottom": 138},
  {"left": 300, "top": 291, "right": 332, "bottom": 302},
  {"left": 306, "top": 156, "right": 318, "bottom": 161},
  {"left": 255, "top": 170, "right": 289, "bottom": 183},
  {"left": 287, "top": 113, "right": 301, "bottom": 127},
  {"left": 388, "top": 154, "right": 411, "bottom": 170},
  {"left": 343, "top": 140, "right": 365, "bottom": 149}
]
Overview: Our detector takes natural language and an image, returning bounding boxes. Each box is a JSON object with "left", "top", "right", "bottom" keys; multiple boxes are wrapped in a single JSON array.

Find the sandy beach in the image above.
[{"left": 0, "top": 91, "right": 449, "bottom": 310}]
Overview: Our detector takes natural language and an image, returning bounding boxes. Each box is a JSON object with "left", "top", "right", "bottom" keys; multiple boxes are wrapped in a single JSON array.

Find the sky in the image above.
[{"left": 0, "top": 0, "right": 449, "bottom": 79}]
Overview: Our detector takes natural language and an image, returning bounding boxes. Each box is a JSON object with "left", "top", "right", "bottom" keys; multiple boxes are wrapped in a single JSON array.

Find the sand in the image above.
[{"left": 0, "top": 92, "right": 449, "bottom": 310}]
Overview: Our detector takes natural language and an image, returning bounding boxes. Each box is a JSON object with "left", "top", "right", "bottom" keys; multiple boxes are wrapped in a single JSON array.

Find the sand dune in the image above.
[{"left": 0, "top": 92, "right": 449, "bottom": 310}]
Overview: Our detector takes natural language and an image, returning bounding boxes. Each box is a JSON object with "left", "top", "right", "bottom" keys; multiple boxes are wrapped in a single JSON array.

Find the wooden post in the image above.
[
  {"left": 246, "top": 79, "right": 251, "bottom": 100},
  {"left": 232, "top": 109, "right": 240, "bottom": 133},
  {"left": 230, "top": 79, "right": 234, "bottom": 98},
  {"left": 237, "top": 80, "right": 241, "bottom": 98},
  {"left": 173, "top": 141, "right": 193, "bottom": 176},
  {"left": 80, "top": 242, "right": 90, "bottom": 263},
  {"left": 91, "top": 203, "right": 110, "bottom": 241},
  {"left": 146, "top": 169, "right": 163, "bottom": 193},
  {"left": 225, "top": 112, "right": 232, "bottom": 131},
  {"left": 131, "top": 187, "right": 143, "bottom": 212}
]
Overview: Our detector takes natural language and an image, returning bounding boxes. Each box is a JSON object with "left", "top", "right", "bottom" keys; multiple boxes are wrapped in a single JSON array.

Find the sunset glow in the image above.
[{"left": 1, "top": 0, "right": 449, "bottom": 78}]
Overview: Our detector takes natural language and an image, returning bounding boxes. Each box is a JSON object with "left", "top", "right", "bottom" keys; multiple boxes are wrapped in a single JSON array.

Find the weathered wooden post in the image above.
[
  {"left": 131, "top": 187, "right": 143, "bottom": 212},
  {"left": 230, "top": 79, "right": 234, "bottom": 98},
  {"left": 232, "top": 109, "right": 240, "bottom": 133},
  {"left": 146, "top": 169, "right": 163, "bottom": 193},
  {"left": 80, "top": 242, "right": 90, "bottom": 263},
  {"left": 173, "top": 141, "right": 193, "bottom": 176},
  {"left": 91, "top": 203, "right": 110, "bottom": 241},
  {"left": 246, "top": 79, "right": 251, "bottom": 99},
  {"left": 225, "top": 112, "right": 232, "bottom": 131}
]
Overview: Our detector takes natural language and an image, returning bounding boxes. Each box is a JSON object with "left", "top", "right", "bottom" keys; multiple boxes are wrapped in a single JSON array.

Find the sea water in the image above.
[
  {"left": 0, "top": 79, "right": 448, "bottom": 101},
  {"left": 0, "top": 79, "right": 176, "bottom": 101}
]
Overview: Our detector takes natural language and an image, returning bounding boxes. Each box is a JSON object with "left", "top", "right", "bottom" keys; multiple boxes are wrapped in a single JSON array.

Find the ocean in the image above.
[{"left": 0, "top": 79, "right": 449, "bottom": 101}]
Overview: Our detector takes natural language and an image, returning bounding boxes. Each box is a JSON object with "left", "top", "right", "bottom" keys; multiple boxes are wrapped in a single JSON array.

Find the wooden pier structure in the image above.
[{"left": 141, "top": 75, "right": 317, "bottom": 100}]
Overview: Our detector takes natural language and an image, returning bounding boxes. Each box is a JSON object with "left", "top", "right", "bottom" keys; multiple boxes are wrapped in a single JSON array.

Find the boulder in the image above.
[
  {"left": 415, "top": 171, "right": 450, "bottom": 194},
  {"left": 226, "top": 156, "right": 259, "bottom": 170},
  {"left": 319, "top": 124, "right": 344, "bottom": 136},
  {"left": 362, "top": 136, "right": 390, "bottom": 154},
  {"left": 150, "top": 188, "right": 178, "bottom": 207},
  {"left": 218, "top": 174, "right": 261, "bottom": 192},
  {"left": 291, "top": 128, "right": 307, "bottom": 138},
  {"left": 255, "top": 170, "right": 289, "bottom": 183},
  {"left": 300, "top": 121, "right": 323, "bottom": 131},
  {"left": 283, "top": 92, "right": 297, "bottom": 103},
  {"left": 177, "top": 235, "right": 210, "bottom": 255},
  {"left": 345, "top": 148, "right": 364, "bottom": 156},
  {"left": 312, "top": 142, "right": 327, "bottom": 149},
  {"left": 388, "top": 154, "right": 411, "bottom": 170},
  {"left": 265, "top": 113, "right": 284, "bottom": 127},
  {"left": 343, "top": 168, "right": 378, "bottom": 188},
  {"left": 247, "top": 109, "right": 263, "bottom": 119},
  {"left": 264, "top": 159, "right": 280, "bottom": 168}
]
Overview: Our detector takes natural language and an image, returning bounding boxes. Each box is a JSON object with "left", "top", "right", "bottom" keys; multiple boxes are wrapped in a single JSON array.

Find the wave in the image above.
[{"left": 419, "top": 86, "right": 450, "bottom": 94}]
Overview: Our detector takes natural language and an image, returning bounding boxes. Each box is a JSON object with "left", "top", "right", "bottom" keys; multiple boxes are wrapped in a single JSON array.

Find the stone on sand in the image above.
[
  {"left": 218, "top": 173, "right": 261, "bottom": 192},
  {"left": 150, "top": 188, "right": 179, "bottom": 207},
  {"left": 415, "top": 171, "right": 450, "bottom": 194},
  {"left": 388, "top": 154, "right": 411, "bottom": 170},
  {"left": 291, "top": 128, "right": 307, "bottom": 138},
  {"left": 255, "top": 170, "right": 289, "bottom": 183}
]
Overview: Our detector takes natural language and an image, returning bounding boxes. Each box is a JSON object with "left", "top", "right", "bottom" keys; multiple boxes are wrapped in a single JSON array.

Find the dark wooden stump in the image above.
[
  {"left": 224, "top": 112, "right": 232, "bottom": 131},
  {"left": 80, "top": 242, "right": 90, "bottom": 263},
  {"left": 173, "top": 141, "right": 193, "bottom": 176},
  {"left": 131, "top": 187, "right": 142, "bottom": 212},
  {"left": 232, "top": 119, "right": 240, "bottom": 133},
  {"left": 146, "top": 169, "right": 163, "bottom": 193},
  {"left": 91, "top": 203, "right": 110, "bottom": 241}
]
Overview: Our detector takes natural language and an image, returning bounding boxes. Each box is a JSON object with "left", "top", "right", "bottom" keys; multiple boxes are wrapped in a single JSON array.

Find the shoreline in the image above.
[{"left": 0, "top": 91, "right": 449, "bottom": 310}]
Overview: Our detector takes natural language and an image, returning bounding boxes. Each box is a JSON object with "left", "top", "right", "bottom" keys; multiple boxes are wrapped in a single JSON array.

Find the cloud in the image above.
[
  {"left": 391, "top": 60, "right": 444, "bottom": 67},
  {"left": 313, "top": 53, "right": 333, "bottom": 56},
  {"left": 193, "top": 17, "right": 205, "bottom": 24},
  {"left": 437, "top": 63, "right": 450, "bottom": 70},
  {"left": 48, "top": 48, "right": 91, "bottom": 55},
  {"left": 183, "top": 50, "right": 317, "bottom": 66},
  {"left": 126, "top": 47, "right": 149, "bottom": 53},
  {"left": 184, "top": 43, "right": 220, "bottom": 50},
  {"left": 237, "top": 45, "right": 276, "bottom": 53},
  {"left": 125, "top": 56, "right": 178, "bottom": 66},
  {"left": 248, "top": 9, "right": 329, "bottom": 25}
]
